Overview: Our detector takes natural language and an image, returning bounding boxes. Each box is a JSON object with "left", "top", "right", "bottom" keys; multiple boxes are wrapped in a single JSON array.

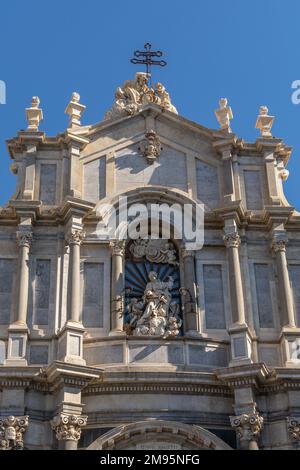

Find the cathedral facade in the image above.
[{"left": 0, "top": 72, "right": 300, "bottom": 450}]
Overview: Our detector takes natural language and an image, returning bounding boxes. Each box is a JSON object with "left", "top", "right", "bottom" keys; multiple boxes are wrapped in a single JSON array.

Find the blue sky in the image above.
[{"left": 0, "top": 0, "right": 299, "bottom": 208}]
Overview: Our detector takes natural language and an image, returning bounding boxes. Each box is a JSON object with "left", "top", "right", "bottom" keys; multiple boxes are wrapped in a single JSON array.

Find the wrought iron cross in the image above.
[{"left": 130, "top": 43, "right": 167, "bottom": 75}]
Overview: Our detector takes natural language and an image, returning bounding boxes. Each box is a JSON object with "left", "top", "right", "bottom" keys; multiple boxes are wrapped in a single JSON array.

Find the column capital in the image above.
[
  {"left": 271, "top": 237, "right": 287, "bottom": 253},
  {"left": 110, "top": 240, "right": 126, "bottom": 256},
  {"left": 65, "top": 229, "right": 86, "bottom": 246},
  {"left": 51, "top": 414, "right": 88, "bottom": 442},
  {"left": 223, "top": 231, "right": 241, "bottom": 248},
  {"left": 181, "top": 248, "right": 195, "bottom": 259},
  {"left": 287, "top": 417, "right": 300, "bottom": 442},
  {"left": 0, "top": 415, "right": 29, "bottom": 450},
  {"left": 230, "top": 412, "right": 263, "bottom": 444},
  {"left": 16, "top": 230, "right": 33, "bottom": 248}
]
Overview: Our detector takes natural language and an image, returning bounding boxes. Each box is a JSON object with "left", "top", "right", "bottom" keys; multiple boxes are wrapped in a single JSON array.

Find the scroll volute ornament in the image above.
[
  {"left": 230, "top": 413, "right": 263, "bottom": 444},
  {"left": 51, "top": 414, "right": 88, "bottom": 442},
  {"left": 287, "top": 418, "right": 300, "bottom": 442}
]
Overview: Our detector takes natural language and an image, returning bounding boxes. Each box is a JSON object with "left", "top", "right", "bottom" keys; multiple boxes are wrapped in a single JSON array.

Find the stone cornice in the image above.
[
  {"left": 214, "top": 202, "right": 246, "bottom": 227},
  {"left": 1, "top": 362, "right": 300, "bottom": 397},
  {"left": 10, "top": 199, "right": 42, "bottom": 221},
  {"left": 6, "top": 131, "right": 46, "bottom": 159},
  {"left": 88, "top": 103, "right": 215, "bottom": 141},
  {"left": 58, "top": 197, "right": 95, "bottom": 224},
  {"left": 255, "top": 138, "right": 292, "bottom": 165},
  {"left": 45, "top": 361, "right": 101, "bottom": 392},
  {"left": 211, "top": 133, "right": 237, "bottom": 154},
  {"left": 83, "top": 381, "right": 232, "bottom": 397},
  {"left": 60, "top": 130, "right": 90, "bottom": 149},
  {"left": 262, "top": 206, "right": 295, "bottom": 228},
  {"left": 215, "top": 363, "right": 272, "bottom": 389}
]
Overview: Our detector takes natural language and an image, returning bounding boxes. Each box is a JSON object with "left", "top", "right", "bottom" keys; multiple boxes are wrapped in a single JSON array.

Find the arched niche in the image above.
[
  {"left": 124, "top": 237, "right": 183, "bottom": 337},
  {"left": 95, "top": 186, "right": 204, "bottom": 337}
]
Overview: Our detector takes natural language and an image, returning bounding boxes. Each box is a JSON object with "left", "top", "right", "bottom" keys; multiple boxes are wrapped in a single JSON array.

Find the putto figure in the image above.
[
  {"left": 104, "top": 73, "right": 178, "bottom": 120},
  {"left": 125, "top": 271, "right": 182, "bottom": 337}
]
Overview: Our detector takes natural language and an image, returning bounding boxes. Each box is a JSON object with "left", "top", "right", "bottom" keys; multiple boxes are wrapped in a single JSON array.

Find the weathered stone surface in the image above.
[
  {"left": 254, "top": 263, "right": 274, "bottom": 328},
  {"left": 39, "top": 163, "right": 57, "bottom": 205},
  {"left": 188, "top": 344, "right": 227, "bottom": 367},
  {"left": 83, "top": 157, "right": 106, "bottom": 202},
  {"left": 196, "top": 159, "right": 219, "bottom": 208},
  {"left": 129, "top": 343, "right": 184, "bottom": 364},
  {"left": 203, "top": 264, "right": 226, "bottom": 329},
  {"left": 0, "top": 259, "right": 14, "bottom": 325},
  {"left": 82, "top": 262, "right": 104, "bottom": 328},
  {"left": 243, "top": 170, "right": 263, "bottom": 210},
  {"left": 115, "top": 144, "right": 187, "bottom": 192},
  {"left": 29, "top": 345, "right": 49, "bottom": 364},
  {"left": 84, "top": 344, "right": 123, "bottom": 365},
  {"left": 34, "top": 259, "right": 51, "bottom": 325}
]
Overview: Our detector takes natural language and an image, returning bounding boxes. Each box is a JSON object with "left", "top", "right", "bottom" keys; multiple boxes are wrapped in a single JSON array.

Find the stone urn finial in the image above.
[
  {"left": 65, "top": 91, "right": 86, "bottom": 129},
  {"left": 25, "top": 96, "right": 43, "bottom": 131}
]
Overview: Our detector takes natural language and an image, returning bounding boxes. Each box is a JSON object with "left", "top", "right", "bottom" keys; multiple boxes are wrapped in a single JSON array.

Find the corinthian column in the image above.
[
  {"left": 272, "top": 237, "right": 296, "bottom": 328},
  {"left": 66, "top": 229, "right": 85, "bottom": 324},
  {"left": 6, "top": 229, "right": 32, "bottom": 364},
  {"left": 230, "top": 412, "right": 263, "bottom": 450},
  {"left": 15, "top": 230, "right": 33, "bottom": 326},
  {"left": 182, "top": 248, "right": 199, "bottom": 336},
  {"left": 51, "top": 414, "right": 87, "bottom": 450},
  {"left": 110, "top": 241, "right": 126, "bottom": 335},
  {"left": 223, "top": 232, "right": 246, "bottom": 325}
]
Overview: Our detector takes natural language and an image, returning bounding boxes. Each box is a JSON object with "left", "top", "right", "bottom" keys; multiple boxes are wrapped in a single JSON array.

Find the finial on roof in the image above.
[
  {"left": 255, "top": 105, "right": 274, "bottom": 138},
  {"left": 215, "top": 98, "right": 233, "bottom": 133},
  {"left": 65, "top": 92, "right": 86, "bottom": 128},
  {"left": 130, "top": 43, "right": 167, "bottom": 75},
  {"left": 25, "top": 96, "right": 43, "bottom": 131}
]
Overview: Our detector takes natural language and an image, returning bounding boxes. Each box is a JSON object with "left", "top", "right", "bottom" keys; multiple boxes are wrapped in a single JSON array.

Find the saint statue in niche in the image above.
[{"left": 125, "top": 270, "right": 182, "bottom": 338}]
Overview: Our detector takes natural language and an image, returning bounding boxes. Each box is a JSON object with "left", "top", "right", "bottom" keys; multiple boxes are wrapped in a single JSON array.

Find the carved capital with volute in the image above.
[
  {"left": 271, "top": 237, "right": 287, "bottom": 253},
  {"left": 51, "top": 414, "right": 88, "bottom": 442},
  {"left": 181, "top": 248, "right": 195, "bottom": 259},
  {"left": 287, "top": 417, "right": 300, "bottom": 442},
  {"left": 0, "top": 415, "right": 29, "bottom": 451},
  {"left": 223, "top": 232, "right": 241, "bottom": 248},
  {"left": 65, "top": 229, "right": 86, "bottom": 246},
  {"left": 110, "top": 240, "right": 126, "bottom": 256},
  {"left": 16, "top": 230, "right": 33, "bottom": 248},
  {"left": 230, "top": 413, "right": 263, "bottom": 446}
]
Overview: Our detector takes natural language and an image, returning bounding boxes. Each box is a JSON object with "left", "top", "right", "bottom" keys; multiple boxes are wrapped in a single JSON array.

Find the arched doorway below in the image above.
[{"left": 87, "top": 420, "right": 232, "bottom": 450}]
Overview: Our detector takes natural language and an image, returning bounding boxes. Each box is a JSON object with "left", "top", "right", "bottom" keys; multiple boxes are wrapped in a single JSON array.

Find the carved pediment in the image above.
[{"left": 103, "top": 73, "right": 178, "bottom": 121}]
